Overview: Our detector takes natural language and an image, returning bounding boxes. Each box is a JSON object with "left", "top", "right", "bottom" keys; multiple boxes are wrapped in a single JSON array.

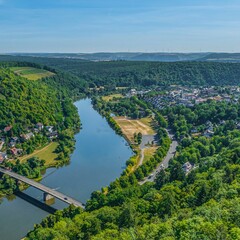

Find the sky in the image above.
[{"left": 0, "top": 0, "right": 240, "bottom": 53}]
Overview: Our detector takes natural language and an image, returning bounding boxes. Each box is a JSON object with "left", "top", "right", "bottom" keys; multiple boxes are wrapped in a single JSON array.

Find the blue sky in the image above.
[{"left": 1, "top": 0, "right": 240, "bottom": 53}]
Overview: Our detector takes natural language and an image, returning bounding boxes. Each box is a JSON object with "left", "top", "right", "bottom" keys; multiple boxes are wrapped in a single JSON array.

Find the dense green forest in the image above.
[
  {"left": 0, "top": 65, "right": 80, "bottom": 195},
  {"left": 0, "top": 61, "right": 88, "bottom": 99},
  {"left": 0, "top": 66, "right": 80, "bottom": 137},
  {"left": 0, "top": 67, "right": 63, "bottom": 132},
  {"left": 1, "top": 56, "right": 240, "bottom": 89},
  {"left": 92, "top": 96, "right": 151, "bottom": 119},
  {"left": 26, "top": 100, "right": 240, "bottom": 239}
]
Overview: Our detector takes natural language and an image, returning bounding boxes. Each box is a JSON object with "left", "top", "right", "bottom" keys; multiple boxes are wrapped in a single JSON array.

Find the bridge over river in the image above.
[{"left": 0, "top": 167, "right": 85, "bottom": 209}]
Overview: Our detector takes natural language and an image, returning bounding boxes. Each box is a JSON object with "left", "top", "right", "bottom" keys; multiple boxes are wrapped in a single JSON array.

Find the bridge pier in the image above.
[{"left": 43, "top": 192, "right": 54, "bottom": 202}]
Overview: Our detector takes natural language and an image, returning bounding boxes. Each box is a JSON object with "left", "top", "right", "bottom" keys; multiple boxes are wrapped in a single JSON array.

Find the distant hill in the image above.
[
  {"left": 197, "top": 53, "right": 240, "bottom": 63},
  {"left": 9, "top": 52, "right": 210, "bottom": 62},
  {"left": 7, "top": 52, "right": 240, "bottom": 62}
]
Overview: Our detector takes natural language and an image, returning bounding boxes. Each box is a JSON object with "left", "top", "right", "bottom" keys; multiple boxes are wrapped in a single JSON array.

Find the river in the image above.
[{"left": 0, "top": 99, "right": 133, "bottom": 240}]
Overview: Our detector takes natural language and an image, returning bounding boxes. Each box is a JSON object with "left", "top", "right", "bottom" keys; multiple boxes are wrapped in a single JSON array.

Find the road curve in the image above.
[
  {"left": 139, "top": 129, "right": 178, "bottom": 185},
  {"left": 0, "top": 167, "right": 85, "bottom": 209}
]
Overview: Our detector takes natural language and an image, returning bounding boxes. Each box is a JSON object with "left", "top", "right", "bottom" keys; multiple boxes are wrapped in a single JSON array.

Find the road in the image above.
[
  {"left": 138, "top": 134, "right": 156, "bottom": 167},
  {"left": 139, "top": 129, "right": 178, "bottom": 185},
  {"left": 0, "top": 167, "right": 85, "bottom": 208}
]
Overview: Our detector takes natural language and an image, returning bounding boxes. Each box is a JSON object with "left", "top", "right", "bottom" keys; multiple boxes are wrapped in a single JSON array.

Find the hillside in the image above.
[
  {"left": 1, "top": 56, "right": 240, "bottom": 89},
  {"left": 0, "top": 67, "right": 63, "bottom": 133}
]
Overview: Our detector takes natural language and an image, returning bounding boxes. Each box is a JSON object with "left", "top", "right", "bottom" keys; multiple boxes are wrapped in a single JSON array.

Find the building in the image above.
[
  {"left": 182, "top": 162, "right": 193, "bottom": 174},
  {"left": 10, "top": 148, "right": 22, "bottom": 156},
  {"left": 20, "top": 132, "right": 34, "bottom": 141},
  {"left": 46, "top": 126, "right": 54, "bottom": 133},
  {"left": 47, "top": 131, "right": 58, "bottom": 140},
  {"left": 0, "top": 152, "right": 7, "bottom": 163},
  {"left": 36, "top": 123, "right": 44, "bottom": 130},
  {"left": 4, "top": 125, "right": 12, "bottom": 133}
]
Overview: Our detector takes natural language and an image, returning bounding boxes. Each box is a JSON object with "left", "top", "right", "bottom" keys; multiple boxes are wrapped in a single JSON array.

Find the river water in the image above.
[{"left": 0, "top": 99, "right": 133, "bottom": 240}]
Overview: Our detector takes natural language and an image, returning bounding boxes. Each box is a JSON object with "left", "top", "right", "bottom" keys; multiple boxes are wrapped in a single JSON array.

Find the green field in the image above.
[
  {"left": 19, "top": 142, "right": 59, "bottom": 166},
  {"left": 10, "top": 67, "right": 55, "bottom": 80}
]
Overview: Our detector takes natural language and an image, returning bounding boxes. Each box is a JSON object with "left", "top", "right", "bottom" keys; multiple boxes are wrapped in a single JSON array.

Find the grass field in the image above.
[
  {"left": 143, "top": 147, "right": 158, "bottom": 163},
  {"left": 10, "top": 67, "right": 55, "bottom": 80},
  {"left": 19, "top": 142, "right": 59, "bottom": 166},
  {"left": 102, "top": 93, "right": 123, "bottom": 102},
  {"left": 114, "top": 116, "right": 155, "bottom": 143}
]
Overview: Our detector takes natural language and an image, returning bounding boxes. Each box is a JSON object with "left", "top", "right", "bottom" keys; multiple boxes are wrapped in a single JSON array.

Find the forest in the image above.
[
  {"left": 1, "top": 55, "right": 240, "bottom": 90},
  {"left": 0, "top": 65, "right": 80, "bottom": 195},
  {"left": 0, "top": 67, "right": 63, "bottom": 132}
]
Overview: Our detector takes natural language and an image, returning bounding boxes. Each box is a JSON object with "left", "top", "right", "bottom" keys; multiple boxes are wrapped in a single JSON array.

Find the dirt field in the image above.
[
  {"left": 114, "top": 117, "right": 155, "bottom": 143},
  {"left": 102, "top": 94, "right": 123, "bottom": 102}
]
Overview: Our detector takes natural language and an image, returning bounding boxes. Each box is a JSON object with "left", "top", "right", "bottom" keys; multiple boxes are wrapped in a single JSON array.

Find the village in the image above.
[
  {"left": 142, "top": 85, "right": 240, "bottom": 109},
  {"left": 0, "top": 123, "right": 58, "bottom": 164}
]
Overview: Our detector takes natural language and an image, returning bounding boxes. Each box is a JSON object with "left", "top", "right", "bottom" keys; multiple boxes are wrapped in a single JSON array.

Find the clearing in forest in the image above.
[
  {"left": 102, "top": 93, "right": 123, "bottom": 102},
  {"left": 10, "top": 67, "right": 55, "bottom": 80},
  {"left": 19, "top": 142, "right": 59, "bottom": 167},
  {"left": 114, "top": 116, "right": 155, "bottom": 143}
]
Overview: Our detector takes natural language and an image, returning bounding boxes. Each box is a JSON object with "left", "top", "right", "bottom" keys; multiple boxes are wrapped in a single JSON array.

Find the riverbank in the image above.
[{"left": 92, "top": 96, "right": 161, "bottom": 174}]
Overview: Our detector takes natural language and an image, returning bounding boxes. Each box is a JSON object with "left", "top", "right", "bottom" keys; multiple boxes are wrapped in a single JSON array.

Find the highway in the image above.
[
  {"left": 0, "top": 167, "right": 85, "bottom": 209},
  {"left": 139, "top": 129, "right": 178, "bottom": 185}
]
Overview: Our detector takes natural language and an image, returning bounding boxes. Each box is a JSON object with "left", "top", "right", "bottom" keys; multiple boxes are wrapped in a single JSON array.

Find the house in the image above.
[
  {"left": 9, "top": 141, "right": 16, "bottom": 148},
  {"left": 191, "top": 128, "right": 198, "bottom": 134},
  {"left": 182, "top": 162, "right": 193, "bottom": 173},
  {"left": 47, "top": 131, "right": 58, "bottom": 140},
  {"left": 9, "top": 137, "right": 19, "bottom": 147},
  {"left": 46, "top": 126, "right": 54, "bottom": 133},
  {"left": 10, "top": 148, "right": 22, "bottom": 156},
  {"left": 4, "top": 125, "right": 12, "bottom": 133},
  {"left": 36, "top": 123, "right": 44, "bottom": 130},
  {"left": 203, "top": 130, "right": 214, "bottom": 138},
  {"left": 20, "top": 132, "right": 34, "bottom": 141},
  {"left": 207, "top": 125, "right": 214, "bottom": 132},
  {"left": 0, "top": 152, "right": 7, "bottom": 163}
]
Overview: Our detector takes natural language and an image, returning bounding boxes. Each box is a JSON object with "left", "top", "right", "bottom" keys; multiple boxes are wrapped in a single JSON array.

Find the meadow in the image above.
[
  {"left": 102, "top": 93, "right": 123, "bottom": 102},
  {"left": 19, "top": 142, "right": 59, "bottom": 167},
  {"left": 10, "top": 67, "right": 55, "bottom": 80}
]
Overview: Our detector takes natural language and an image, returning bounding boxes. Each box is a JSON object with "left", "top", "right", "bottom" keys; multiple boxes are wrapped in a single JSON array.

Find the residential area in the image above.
[
  {"left": 0, "top": 123, "right": 58, "bottom": 164},
  {"left": 143, "top": 86, "right": 240, "bottom": 109}
]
